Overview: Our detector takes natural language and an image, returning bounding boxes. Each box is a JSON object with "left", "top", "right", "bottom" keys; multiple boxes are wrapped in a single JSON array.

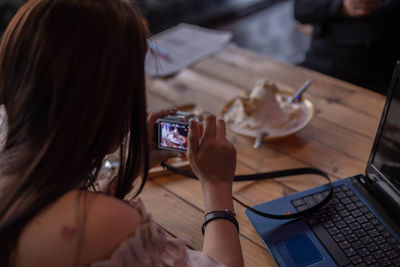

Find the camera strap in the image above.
[{"left": 160, "top": 161, "right": 333, "bottom": 219}]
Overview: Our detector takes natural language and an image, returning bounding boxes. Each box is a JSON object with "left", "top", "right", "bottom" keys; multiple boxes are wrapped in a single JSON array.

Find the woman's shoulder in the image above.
[{"left": 15, "top": 190, "right": 142, "bottom": 267}]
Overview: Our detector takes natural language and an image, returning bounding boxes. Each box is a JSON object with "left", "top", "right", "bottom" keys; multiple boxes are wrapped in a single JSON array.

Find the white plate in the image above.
[{"left": 221, "top": 90, "right": 314, "bottom": 141}]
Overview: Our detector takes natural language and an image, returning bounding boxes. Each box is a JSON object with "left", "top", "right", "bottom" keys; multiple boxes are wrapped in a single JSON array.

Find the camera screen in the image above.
[{"left": 159, "top": 121, "right": 189, "bottom": 151}]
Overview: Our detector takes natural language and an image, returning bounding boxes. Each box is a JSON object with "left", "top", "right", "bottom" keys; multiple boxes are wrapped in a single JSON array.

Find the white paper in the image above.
[{"left": 145, "top": 23, "right": 232, "bottom": 78}]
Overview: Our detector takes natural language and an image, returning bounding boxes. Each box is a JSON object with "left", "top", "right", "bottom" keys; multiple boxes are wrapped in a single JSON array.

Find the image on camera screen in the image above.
[{"left": 159, "top": 121, "right": 189, "bottom": 151}]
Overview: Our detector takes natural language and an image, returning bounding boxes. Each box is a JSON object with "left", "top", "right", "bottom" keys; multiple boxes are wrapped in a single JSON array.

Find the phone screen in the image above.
[{"left": 158, "top": 120, "right": 189, "bottom": 152}]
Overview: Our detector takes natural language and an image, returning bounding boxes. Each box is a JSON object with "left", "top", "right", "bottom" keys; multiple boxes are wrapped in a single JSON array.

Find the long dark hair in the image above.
[{"left": 0, "top": 0, "right": 149, "bottom": 264}]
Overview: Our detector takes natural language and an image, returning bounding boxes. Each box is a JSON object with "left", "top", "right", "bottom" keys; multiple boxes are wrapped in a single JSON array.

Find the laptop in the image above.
[{"left": 246, "top": 61, "right": 400, "bottom": 267}]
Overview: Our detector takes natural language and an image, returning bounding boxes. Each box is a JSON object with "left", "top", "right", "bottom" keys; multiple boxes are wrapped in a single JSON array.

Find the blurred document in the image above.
[{"left": 145, "top": 23, "right": 232, "bottom": 78}]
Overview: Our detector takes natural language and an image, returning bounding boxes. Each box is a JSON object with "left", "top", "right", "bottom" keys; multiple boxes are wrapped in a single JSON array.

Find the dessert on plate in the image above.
[{"left": 222, "top": 80, "right": 313, "bottom": 140}]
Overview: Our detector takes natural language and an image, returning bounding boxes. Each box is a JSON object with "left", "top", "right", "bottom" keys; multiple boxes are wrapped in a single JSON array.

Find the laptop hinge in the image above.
[{"left": 352, "top": 176, "right": 400, "bottom": 233}]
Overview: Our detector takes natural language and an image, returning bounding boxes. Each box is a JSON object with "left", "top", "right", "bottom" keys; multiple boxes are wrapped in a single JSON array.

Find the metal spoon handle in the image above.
[
  {"left": 253, "top": 132, "right": 268, "bottom": 149},
  {"left": 290, "top": 80, "right": 312, "bottom": 103}
]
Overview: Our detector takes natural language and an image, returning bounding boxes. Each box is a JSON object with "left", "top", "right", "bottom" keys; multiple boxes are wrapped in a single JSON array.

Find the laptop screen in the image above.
[{"left": 370, "top": 71, "right": 400, "bottom": 192}]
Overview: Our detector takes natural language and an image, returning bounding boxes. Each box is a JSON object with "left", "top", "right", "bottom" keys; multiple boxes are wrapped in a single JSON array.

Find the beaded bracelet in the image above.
[{"left": 201, "top": 209, "right": 239, "bottom": 235}]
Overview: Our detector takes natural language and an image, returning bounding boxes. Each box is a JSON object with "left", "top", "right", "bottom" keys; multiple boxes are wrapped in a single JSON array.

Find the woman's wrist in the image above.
[
  {"left": 202, "top": 209, "right": 239, "bottom": 235},
  {"left": 200, "top": 176, "right": 233, "bottom": 190},
  {"left": 201, "top": 180, "right": 234, "bottom": 212}
]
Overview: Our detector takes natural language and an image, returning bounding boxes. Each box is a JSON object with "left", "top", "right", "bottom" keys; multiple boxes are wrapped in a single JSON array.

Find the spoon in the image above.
[
  {"left": 289, "top": 80, "right": 312, "bottom": 104},
  {"left": 253, "top": 132, "right": 269, "bottom": 149}
]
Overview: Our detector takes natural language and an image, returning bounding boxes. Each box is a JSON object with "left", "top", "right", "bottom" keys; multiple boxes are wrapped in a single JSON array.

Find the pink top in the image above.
[{"left": 90, "top": 200, "right": 225, "bottom": 267}]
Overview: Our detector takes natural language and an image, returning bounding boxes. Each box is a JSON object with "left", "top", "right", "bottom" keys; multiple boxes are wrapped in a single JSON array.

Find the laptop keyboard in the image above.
[{"left": 292, "top": 184, "right": 400, "bottom": 267}]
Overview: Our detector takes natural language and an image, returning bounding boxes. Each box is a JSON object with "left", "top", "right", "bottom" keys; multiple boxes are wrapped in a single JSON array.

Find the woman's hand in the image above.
[
  {"left": 147, "top": 109, "right": 184, "bottom": 168},
  {"left": 341, "top": 0, "right": 380, "bottom": 17},
  {"left": 189, "top": 113, "right": 243, "bottom": 267},
  {"left": 187, "top": 112, "right": 236, "bottom": 189}
]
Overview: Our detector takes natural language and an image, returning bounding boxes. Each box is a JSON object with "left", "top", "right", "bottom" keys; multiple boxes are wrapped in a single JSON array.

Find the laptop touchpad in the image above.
[{"left": 278, "top": 233, "right": 323, "bottom": 266}]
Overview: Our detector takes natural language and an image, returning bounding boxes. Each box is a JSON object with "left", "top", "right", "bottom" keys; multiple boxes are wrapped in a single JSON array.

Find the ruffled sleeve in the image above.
[{"left": 90, "top": 199, "right": 225, "bottom": 267}]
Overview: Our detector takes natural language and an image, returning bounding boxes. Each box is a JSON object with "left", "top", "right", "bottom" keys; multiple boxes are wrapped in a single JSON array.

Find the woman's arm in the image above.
[
  {"left": 188, "top": 114, "right": 243, "bottom": 267},
  {"left": 202, "top": 183, "right": 243, "bottom": 267}
]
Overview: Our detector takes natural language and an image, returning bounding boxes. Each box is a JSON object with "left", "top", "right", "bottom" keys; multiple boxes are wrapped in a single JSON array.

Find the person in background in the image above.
[
  {"left": 0, "top": 0, "right": 244, "bottom": 266},
  {"left": 294, "top": 0, "right": 400, "bottom": 95}
]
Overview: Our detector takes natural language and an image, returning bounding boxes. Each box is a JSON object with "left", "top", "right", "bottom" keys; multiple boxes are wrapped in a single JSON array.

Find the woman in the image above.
[{"left": 0, "top": 0, "right": 244, "bottom": 266}]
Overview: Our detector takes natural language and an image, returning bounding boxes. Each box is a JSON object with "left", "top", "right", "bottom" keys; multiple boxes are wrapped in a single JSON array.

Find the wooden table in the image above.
[{"left": 143, "top": 44, "right": 386, "bottom": 267}]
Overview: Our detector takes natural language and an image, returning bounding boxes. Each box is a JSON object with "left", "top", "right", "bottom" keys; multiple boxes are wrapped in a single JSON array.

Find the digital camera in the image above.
[{"left": 156, "top": 112, "right": 192, "bottom": 152}]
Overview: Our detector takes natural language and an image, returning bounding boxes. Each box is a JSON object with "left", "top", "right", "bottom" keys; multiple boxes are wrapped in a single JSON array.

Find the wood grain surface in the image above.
[{"left": 144, "top": 44, "right": 386, "bottom": 267}]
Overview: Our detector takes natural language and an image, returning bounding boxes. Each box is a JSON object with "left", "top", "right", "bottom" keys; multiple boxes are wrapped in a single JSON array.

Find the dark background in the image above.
[
  {"left": 0, "top": 0, "right": 310, "bottom": 66},
  {"left": 0, "top": 0, "right": 278, "bottom": 34},
  {"left": 136, "top": 0, "right": 279, "bottom": 33}
]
